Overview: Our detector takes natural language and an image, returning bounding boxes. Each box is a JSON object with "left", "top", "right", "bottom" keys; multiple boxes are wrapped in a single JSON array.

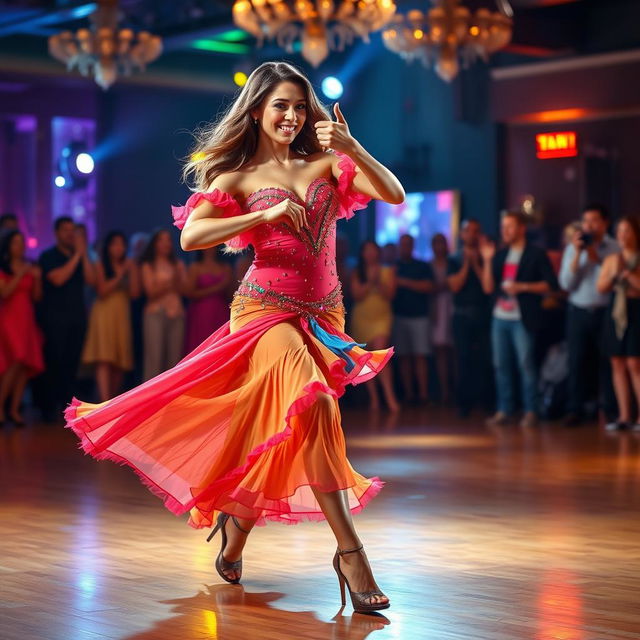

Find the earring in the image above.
[{"left": 254, "top": 118, "right": 258, "bottom": 125}]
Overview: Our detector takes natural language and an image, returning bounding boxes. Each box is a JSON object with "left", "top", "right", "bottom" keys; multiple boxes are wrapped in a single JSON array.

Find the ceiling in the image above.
[{"left": 0, "top": 0, "right": 639, "bottom": 81}]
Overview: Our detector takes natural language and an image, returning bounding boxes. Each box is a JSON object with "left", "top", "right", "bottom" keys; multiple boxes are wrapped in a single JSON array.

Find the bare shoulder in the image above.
[{"left": 205, "top": 171, "right": 247, "bottom": 197}]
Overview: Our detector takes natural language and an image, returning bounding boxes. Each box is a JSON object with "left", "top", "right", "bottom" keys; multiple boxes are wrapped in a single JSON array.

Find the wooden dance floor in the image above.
[{"left": 1, "top": 406, "right": 640, "bottom": 640}]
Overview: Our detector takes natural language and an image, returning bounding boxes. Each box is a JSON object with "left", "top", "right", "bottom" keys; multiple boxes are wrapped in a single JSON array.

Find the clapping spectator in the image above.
[
  {"left": 37, "top": 217, "right": 96, "bottom": 422},
  {"left": 350, "top": 241, "right": 399, "bottom": 412},
  {"left": 140, "top": 229, "right": 188, "bottom": 381},
  {"left": 81, "top": 231, "right": 141, "bottom": 402},
  {"left": 0, "top": 230, "right": 44, "bottom": 426},
  {"left": 447, "top": 220, "right": 493, "bottom": 417}
]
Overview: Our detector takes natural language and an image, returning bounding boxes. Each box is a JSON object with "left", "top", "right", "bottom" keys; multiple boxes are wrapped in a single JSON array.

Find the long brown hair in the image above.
[{"left": 182, "top": 61, "right": 331, "bottom": 192}]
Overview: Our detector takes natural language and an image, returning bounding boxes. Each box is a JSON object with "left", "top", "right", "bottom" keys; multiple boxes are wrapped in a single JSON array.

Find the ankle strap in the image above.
[{"left": 336, "top": 544, "right": 364, "bottom": 556}]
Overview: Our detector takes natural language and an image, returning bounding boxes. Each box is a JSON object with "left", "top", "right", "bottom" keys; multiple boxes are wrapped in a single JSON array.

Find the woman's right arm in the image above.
[{"left": 180, "top": 175, "right": 307, "bottom": 252}]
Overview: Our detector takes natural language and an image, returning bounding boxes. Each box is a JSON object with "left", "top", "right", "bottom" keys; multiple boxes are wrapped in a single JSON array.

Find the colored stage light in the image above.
[
  {"left": 76, "top": 152, "right": 95, "bottom": 174},
  {"left": 58, "top": 141, "right": 95, "bottom": 190},
  {"left": 321, "top": 76, "right": 343, "bottom": 100},
  {"left": 234, "top": 71, "right": 248, "bottom": 87}
]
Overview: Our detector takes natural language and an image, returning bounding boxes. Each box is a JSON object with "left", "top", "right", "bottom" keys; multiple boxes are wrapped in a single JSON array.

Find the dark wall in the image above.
[
  {"left": 97, "top": 84, "right": 224, "bottom": 239},
  {"left": 505, "top": 116, "right": 640, "bottom": 247}
]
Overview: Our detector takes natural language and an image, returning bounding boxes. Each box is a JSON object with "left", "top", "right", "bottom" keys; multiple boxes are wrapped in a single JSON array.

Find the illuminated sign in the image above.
[{"left": 536, "top": 131, "right": 578, "bottom": 159}]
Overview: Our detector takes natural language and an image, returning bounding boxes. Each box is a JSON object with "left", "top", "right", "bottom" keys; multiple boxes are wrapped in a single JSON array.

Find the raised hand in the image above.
[
  {"left": 314, "top": 103, "right": 356, "bottom": 153},
  {"left": 261, "top": 198, "right": 308, "bottom": 233},
  {"left": 479, "top": 236, "right": 496, "bottom": 261}
]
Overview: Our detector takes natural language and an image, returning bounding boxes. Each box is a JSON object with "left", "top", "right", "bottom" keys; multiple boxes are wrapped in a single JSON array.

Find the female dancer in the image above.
[{"left": 64, "top": 61, "right": 404, "bottom": 613}]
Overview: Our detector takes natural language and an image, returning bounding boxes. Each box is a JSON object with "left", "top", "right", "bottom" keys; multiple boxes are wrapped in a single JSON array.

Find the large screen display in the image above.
[{"left": 375, "top": 190, "right": 460, "bottom": 261}]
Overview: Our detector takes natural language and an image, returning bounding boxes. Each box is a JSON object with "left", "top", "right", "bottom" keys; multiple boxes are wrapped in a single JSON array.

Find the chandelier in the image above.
[
  {"left": 232, "top": 0, "right": 397, "bottom": 67},
  {"left": 382, "top": 0, "right": 513, "bottom": 82},
  {"left": 48, "top": 0, "right": 162, "bottom": 90}
]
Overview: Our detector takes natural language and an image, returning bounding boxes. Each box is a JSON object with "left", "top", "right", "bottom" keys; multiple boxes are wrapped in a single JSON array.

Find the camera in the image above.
[{"left": 581, "top": 232, "right": 593, "bottom": 247}]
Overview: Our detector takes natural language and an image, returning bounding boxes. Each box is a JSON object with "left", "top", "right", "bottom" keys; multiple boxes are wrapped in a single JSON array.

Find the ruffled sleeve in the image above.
[
  {"left": 334, "top": 151, "right": 371, "bottom": 221},
  {"left": 171, "top": 189, "right": 251, "bottom": 252}
]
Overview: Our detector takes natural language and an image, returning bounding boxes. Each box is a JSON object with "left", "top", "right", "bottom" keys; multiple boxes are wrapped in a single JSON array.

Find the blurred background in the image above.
[{"left": 2, "top": 0, "right": 640, "bottom": 253}]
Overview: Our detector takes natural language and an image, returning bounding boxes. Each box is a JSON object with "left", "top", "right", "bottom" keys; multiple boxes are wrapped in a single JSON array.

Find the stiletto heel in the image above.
[
  {"left": 206, "top": 512, "right": 251, "bottom": 584},
  {"left": 332, "top": 544, "right": 390, "bottom": 613},
  {"left": 338, "top": 573, "right": 346, "bottom": 606}
]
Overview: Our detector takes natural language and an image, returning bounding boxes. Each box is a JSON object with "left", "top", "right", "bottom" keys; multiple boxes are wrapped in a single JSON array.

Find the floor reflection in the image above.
[{"left": 123, "top": 585, "right": 390, "bottom": 640}]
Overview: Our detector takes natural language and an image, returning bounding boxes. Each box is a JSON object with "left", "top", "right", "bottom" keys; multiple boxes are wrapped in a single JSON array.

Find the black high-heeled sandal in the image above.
[
  {"left": 332, "top": 544, "right": 390, "bottom": 613},
  {"left": 206, "top": 512, "right": 251, "bottom": 584}
]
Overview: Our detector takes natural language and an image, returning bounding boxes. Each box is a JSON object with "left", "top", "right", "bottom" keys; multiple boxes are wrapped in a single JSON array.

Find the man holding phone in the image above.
[{"left": 559, "top": 203, "right": 619, "bottom": 426}]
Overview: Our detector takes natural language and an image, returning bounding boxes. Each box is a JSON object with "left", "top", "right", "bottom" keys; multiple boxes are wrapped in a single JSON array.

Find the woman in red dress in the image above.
[
  {"left": 0, "top": 230, "right": 44, "bottom": 426},
  {"left": 65, "top": 62, "right": 405, "bottom": 613}
]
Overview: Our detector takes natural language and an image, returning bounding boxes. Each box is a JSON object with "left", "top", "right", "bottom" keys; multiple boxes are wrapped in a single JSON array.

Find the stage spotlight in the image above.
[
  {"left": 57, "top": 141, "right": 95, "bottom": 190},
  {"left": 76, "top": 152, "right": 95, "bottom": 175},
  {"left": 234, "top": 71, "right": 248, "bottom": 87},
  {"left": 321, "top": 77, "right": 343, "bottom": 100}
]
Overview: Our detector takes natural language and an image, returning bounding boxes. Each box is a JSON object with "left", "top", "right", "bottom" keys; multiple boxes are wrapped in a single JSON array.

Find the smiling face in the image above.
[{"left": 252, "top": 81, "right": 307, "bottom": 146}]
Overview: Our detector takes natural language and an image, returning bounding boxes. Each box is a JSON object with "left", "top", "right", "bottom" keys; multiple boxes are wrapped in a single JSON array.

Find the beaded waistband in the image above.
[{"left": 232, "top": 279, "right": 344, "bottom": 318}]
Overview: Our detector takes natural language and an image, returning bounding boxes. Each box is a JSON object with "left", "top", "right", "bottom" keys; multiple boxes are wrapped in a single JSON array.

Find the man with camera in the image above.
[{"left": 559, "top": 203, "right": 619, "bottom": 426}]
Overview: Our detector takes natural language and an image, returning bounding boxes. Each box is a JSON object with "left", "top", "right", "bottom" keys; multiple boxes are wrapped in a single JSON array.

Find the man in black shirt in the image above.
[
  {"left": 447, "top": 219, "right": 494, "bottom": 416},
  {"left": 36, "top": 216, "right": 96, "bottom": 422},
  {"left": 392, "top": 234, "right": 434, "bottom": 404}
]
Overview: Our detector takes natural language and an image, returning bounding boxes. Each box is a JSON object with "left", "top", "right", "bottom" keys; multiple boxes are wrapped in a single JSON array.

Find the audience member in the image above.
[
  {"left": 140, "top": 229, "right": 188, "bottom": 381},
  {"left": 430, "top": 233, "right": 454, "bottom": 404},
  {"left": 81, "top": 231, "right": 140, "bottom": 402},
  {"left": 559, "top": 204, "right": 618, "bottom": 426},
  {"left": 481, "top": 212, "right": 558, "bottom": 427},
  {"left": 381, "top": 242, "right": 398, "bottom": 266},
  {"left": 127, "top": 232, "right": 150, "bottom": 387},
  {"left": 185, "top": 247, "right": 232, "bottom": 353},
  {"left": 37, "top": 216, "right": 96, "bottom": 422},
  {"left": 0, "top": 230, "right": 44, "bottom": 426},
  {"left": 391, "top": 234, "right": 433, "bottom": 405},
  {"left": 447, "top": 219, "right": 494, "bottom": 417},
  {"left": 0, "top": 212, "right": 19, "bottom": 237},
  {"left": 350, "top": 241, "right": 399, "bottom": 412},
  {"left": 597, "top": 216, "right": 640, "bottom": 432}
]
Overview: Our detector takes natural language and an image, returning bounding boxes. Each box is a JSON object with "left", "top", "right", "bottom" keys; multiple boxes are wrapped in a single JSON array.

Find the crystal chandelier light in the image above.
[
  {"left": 48, "top": 0, "right": 162, "bottom": 90},
  {"left": 232, "top": 0, "right": 397, "bottom": 67},
  {"left": 382, "top": 0, "right": 513, "bottom": 82}
]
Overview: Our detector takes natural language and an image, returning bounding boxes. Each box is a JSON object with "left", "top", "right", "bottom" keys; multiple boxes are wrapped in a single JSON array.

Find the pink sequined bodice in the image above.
[
  {"left": 241, "top": 177, "right": 340, "bottom": 302},
  {"left": 171, "top": 152, "right": 370, "bottom": 317}
]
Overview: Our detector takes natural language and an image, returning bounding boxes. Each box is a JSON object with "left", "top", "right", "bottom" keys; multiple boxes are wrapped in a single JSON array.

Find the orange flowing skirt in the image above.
[{"left": 64, "top": 294, "right": 393, "bottom": 529}]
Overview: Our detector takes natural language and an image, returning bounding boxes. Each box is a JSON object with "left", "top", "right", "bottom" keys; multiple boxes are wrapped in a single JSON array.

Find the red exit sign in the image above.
[{"left": 536, "top": 131, "right": 578, "bottom": 159}]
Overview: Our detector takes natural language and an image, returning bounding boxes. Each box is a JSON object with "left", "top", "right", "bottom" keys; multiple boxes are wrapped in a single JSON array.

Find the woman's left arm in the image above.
[{"left": 316, "top": 103, "right": 405, "bottom": 204}]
